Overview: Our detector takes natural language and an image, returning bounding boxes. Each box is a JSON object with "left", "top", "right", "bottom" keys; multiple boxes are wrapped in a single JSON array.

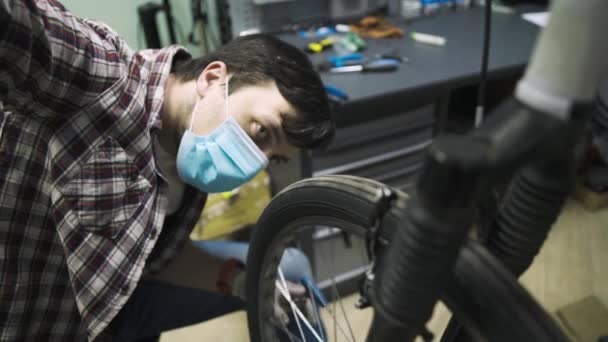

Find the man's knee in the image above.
[{"left": 279, "top": 247, "right": 313, "bottom": 283}]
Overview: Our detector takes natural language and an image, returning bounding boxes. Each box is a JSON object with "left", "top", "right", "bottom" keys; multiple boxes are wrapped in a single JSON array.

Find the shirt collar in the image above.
[{"left": 141, "top": 46, "right": 192, "bottom": 131}]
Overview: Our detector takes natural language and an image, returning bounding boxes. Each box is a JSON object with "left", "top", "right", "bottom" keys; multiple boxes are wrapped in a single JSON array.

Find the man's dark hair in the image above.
[{"left": 172, "top": 34, "right": 334, "bottom": 149}]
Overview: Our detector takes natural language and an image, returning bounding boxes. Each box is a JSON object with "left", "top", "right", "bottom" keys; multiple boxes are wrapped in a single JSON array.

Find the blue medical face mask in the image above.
[{"left": 176, "top": 79, "right": 269, "bottom": 193}]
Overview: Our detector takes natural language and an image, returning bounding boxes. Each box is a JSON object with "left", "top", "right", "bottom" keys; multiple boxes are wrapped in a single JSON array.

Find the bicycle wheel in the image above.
[{"left": 246, "top": 175, "right": 569, "bottom": 342}]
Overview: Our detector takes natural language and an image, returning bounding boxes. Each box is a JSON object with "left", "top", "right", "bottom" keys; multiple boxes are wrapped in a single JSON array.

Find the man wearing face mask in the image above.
[{"left": 0, "top": 1, "right": 334, "bottom": 341}]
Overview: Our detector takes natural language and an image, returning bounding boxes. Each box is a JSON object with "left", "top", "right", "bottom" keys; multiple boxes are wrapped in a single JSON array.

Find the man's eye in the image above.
[
  {"left": 270, "top": 156, "right": 287, "bottom": 165},
  {"left": 257, "top": 125, "right": 269, "bottom": 140}
]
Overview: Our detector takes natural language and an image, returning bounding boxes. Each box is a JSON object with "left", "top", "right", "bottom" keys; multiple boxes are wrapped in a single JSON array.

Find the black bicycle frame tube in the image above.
[
  {"left": 439, "top": 99, "right": 588, "bottom": 342},
  {"left": 368, "top": 100, "right": 568, "bottom": 341}
]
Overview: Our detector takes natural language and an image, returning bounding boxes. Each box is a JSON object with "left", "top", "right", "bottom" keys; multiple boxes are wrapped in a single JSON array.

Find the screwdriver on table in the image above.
[{"left": 329, "top": 58, "right": 399, "bottom": 73}]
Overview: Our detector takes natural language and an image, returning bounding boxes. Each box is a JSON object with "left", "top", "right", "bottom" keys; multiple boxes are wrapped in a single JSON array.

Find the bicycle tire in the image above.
[{"left": 246, "top": 175, "right": 569, "bottom": 342}]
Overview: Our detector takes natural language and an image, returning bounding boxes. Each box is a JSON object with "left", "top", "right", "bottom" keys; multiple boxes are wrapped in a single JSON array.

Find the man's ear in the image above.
[{"left": 195, "top": 61, "right": 227, "bottom": 97}]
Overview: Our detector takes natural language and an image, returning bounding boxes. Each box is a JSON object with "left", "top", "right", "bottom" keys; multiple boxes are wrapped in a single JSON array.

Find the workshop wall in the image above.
[{"left": 60, "top": 0, "right": 221, "bottom": 55}]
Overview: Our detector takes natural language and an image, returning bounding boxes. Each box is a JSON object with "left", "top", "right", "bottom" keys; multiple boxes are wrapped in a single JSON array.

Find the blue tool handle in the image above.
[
  {"left": 363, "top": 59, "right": 399, "bottom": 72},
  {"left": 324, "top": 85, "right": 349, "bottom": 100},
  {"left": 329, "top": 53, "right": 363, "bottom": 67}
]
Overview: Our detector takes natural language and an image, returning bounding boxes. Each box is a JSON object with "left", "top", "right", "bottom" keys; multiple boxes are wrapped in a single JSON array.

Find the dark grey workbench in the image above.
[
  {"left": 278, "top": 7, "right": 541, "bottom": 128},
  {"left": 271, "top": 7, "right": 543, "bottom": 297}
]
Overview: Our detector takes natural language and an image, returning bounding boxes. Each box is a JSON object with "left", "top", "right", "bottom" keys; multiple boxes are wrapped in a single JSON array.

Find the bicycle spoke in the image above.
[
  {"left": 330, "top": 241, "right": 337, "bottom": 342},
  {"left": 277, "top": 268, "right": 324, "bottom": 342},
  {"left": 323, "top": 300, "right": 355, "bottom": 342},
  {"left": 320, "top": 233, "right": 356, "bottom": 342},
  {"left": 331, "top": 280, "right": 356, "bottom": 342},
  {"left": 306, "top": 282, "right": 326, "bottom": 342},
  {"left": 322, "top": 229, "right": 338, "bottom": 342},
  {"left": 269, "top": 225, "right": 371, "bottom": 341},
  {"left": 281, "top": 280, "right": 307, "bottom": 342},
  {"left": 282, "top": 320, "right": 304, "bottom": 342},
  {"left": 333, "top": 300, "right": 337, "bottom": 342},
  {"left": 269, "top": 318, "right": 304, "bottom": 342}
]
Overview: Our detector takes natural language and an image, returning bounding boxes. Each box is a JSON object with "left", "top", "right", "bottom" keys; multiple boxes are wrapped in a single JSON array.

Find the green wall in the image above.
[{"left": 59, "top": 0, "right": 220, "bottom": 56}]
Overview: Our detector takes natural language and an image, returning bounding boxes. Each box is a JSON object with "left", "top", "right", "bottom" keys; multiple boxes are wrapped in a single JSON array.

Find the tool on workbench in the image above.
[
  {"left": 350, "top": 16, "right": 404, "bottom": 39},
  {"left": 324, "top": 85, "right": 349, "bottom": 102},
  {"left": 316, "top": 53, "right": 363, "bottom": 72},
  {"left": 333, "top": 32, "right": 367, "bottom": 54},
  {"left": 329, "top": 58, "right": 399, "bottom": 73},
  {"left": 410, "top": 32, "right": 446, "bottom": 46},
  {"left": 304, "top": 37, "right": 334, "bottom": 53},
  {"left": 330, "top": 53, "right": 363, "bottom": 67},
  {"left": 324, "top": 85, "right": 349, "bottom": 108},
  {"left": 373, "top": 52, "right": 409, "bottom": 63},
  {"left": 298, "top": 26, "right": 336, "bottom": 39}
]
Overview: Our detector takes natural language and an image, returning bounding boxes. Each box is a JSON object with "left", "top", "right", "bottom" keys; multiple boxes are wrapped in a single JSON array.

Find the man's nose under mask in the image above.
[{"left": 175, "top": 79, "right": 269, "bottom": 193}]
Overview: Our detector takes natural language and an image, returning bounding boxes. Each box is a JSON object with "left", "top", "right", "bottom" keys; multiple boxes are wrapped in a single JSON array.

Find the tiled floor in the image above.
[{"left": 160, "top": 199, "right": 608, "bottom": 341}]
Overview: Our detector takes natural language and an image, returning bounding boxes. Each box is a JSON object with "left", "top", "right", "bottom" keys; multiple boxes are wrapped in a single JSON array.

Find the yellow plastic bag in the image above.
[{"left": 190, "top": 171, "right": 272, "bottom": 240}]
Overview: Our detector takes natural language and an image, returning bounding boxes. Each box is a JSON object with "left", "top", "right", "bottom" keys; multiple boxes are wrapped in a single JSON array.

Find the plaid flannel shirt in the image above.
[{"left": 0, "top": 0, "right": 207, "bottom": 340}]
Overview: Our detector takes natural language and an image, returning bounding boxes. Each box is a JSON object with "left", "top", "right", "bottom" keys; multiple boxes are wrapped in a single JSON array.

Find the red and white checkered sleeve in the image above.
[{"left": 0, "top": 0, "right": 124, "bottom": 117}]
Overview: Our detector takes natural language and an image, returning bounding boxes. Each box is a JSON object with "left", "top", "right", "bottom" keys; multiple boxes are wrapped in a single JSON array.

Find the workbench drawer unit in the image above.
[{"left": 311, "top": 104, "right": 435, "bottom": 189}]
